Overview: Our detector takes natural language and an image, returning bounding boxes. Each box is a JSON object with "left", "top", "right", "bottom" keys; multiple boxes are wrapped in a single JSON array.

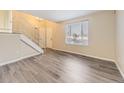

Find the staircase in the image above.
[{"left": 0, "top": 33, "right": 44, "bottom": 66}]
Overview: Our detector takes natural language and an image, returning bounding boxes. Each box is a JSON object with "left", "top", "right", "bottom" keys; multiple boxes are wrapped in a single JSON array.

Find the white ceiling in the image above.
[{"left": 20, "top": 10, "right": 99, "bottom": 22}]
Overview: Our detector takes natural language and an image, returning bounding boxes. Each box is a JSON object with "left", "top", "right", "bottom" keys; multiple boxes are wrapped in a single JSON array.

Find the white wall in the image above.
[
  {"left": 53, "top": 11, "right": 116, "bottom": 61},
  {"left": 0, "top": 34, "right": 40, "bottom": 66},
  {"left": 116, "top": 11, "right": 124, "bottom": 76}
]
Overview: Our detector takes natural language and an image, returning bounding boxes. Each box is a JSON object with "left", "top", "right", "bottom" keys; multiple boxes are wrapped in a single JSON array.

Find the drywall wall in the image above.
[
  {"left": 116, "top": 11, "right": 124, "bottom": 76},
  {"left": 0, "top": 33, "right": 39, "bottom": 66},
  {"left": 12, "top": 11, "right": 46, "bottom": 48},
  {"left": 13, "top": 11, "right": 116, "bottom": 62},
  {"left": 45, "top": 20, "right": 58, "bottom": 48},
  {"left": 52, "top": 11, "right": 116, "bottom": 61},
  {"left": 12, "top": 11, "right": 58, "bottom": 49}
]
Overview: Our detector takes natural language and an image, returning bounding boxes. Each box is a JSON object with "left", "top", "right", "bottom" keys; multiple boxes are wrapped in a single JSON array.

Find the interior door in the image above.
[
  {"left": 46, "top": 27, "right": 52, "bottom": 48},
  {"left": 39, "top": 22, "right": 46, "bottom": 48}
]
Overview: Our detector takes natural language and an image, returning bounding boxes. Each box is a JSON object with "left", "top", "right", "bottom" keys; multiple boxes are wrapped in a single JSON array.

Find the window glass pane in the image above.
[
  {"left": 65, "top": 20, "right": 88, "bottom": 46},
  {"left": 0, "top": 11, "right": 12, "bottom": 33},
  {"left": 70, "top": 23, "right": 81, "bottom": 37}
]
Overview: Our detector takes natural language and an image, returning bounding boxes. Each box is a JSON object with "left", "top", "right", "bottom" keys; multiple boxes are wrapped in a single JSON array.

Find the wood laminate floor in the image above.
[{"left": 0, "top": 49, "right": 124, "bottom": 83}]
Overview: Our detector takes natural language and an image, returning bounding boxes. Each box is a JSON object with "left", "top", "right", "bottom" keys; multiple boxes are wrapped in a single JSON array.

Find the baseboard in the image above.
[
  {"left": 51, "top": 48, "right": 115, "bottom": 63},
  {"left": 115, "top": 63, "right": 124, "bottom": 79},
  {"left": 51, "top": 48, "right": 124, "bottom": 79},
  {"left": 0, "top": 52, "right": 41, "bottom": 66}
]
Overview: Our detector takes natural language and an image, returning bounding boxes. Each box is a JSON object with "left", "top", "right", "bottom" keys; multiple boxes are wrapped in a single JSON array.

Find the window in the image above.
[
  {"left": 65, "top": 20, "right": 88, "bottom": 46},
  {"left": 0, "top": 11, "right": 12, "bottom": 33}
]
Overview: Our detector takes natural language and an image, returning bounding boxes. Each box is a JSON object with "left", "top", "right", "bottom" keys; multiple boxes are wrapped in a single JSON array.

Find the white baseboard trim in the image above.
[
  {"left": 0, "top": 52, "right": 41, "bottom": 66},
  {"left": 115, "top": 63, "right": 124, "bottom": 79},
  {"left": 51, "top": 48, "right": 124, "bottom": 79},
  {"left": 51, "top": 48, "right": 115, "bottom": 62}
]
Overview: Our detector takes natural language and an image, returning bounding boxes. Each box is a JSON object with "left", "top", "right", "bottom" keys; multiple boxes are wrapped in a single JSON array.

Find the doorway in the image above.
[{"left": 46, "top": 27, "right": 52, "bottom": 48}]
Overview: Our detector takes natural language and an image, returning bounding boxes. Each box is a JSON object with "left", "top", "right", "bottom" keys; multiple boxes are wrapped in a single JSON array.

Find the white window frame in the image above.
[{"left": 65, "top": 20, "right": 88, "bottom": 46}]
